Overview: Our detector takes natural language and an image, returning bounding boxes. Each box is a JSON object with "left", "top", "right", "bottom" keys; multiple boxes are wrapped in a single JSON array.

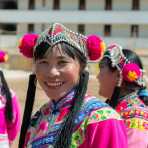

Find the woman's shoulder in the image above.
[{"left": 81, "top": 95, "right": 122, "bottom": 122}]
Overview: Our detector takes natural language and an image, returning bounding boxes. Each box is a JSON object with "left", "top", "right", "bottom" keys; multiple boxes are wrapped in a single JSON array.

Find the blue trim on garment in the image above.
[
  {"left": 75, "top": 97, "right": 108, "bottom": 124},
  {"left": 138, "top": 89, "right": 148, "bottom": 97},
  {"left": 32, "top": 131, "right": 57, "bottom": 148}
]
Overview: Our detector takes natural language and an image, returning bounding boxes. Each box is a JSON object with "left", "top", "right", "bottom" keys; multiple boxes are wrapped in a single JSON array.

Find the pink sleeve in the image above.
[
  {"left": 127, "top": 128, "right": 148, "bottom": 148},
  {"left": 80, "top": 119, "right": 128, "bottom": 148},
  {"left": 6, "top": 92, "right": 21, "bottom": 142}
]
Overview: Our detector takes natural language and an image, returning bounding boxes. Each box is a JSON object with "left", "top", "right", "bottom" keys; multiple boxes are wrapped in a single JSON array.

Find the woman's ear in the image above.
[{"left": 80, "top": 63, "right": 86, "bottom": 73}]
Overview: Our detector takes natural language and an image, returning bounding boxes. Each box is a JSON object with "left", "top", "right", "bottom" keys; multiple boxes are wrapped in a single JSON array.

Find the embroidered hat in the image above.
[
  {"left": 103, "top": 43, "right": 146, "bottom": 87},
  {"left": 0, "top": 50, "right": 8, "bottom": 63},
  {"left": 18, "top": 23, "right": 105, "bottom": 62}
]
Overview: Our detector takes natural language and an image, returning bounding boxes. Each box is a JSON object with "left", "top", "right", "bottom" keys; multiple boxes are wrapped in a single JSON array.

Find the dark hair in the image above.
[
  {"left": 34, "top": 42, "right": 87, "bottom": 67},
  {"left": 35, "top": 42, "right": 88, "bottom": 148},
  {"left": 0, "top": 70, "right": 13, "bottom": 122},
  {"left": 102, "top": 49, "right": 148, "bottom": 107}
]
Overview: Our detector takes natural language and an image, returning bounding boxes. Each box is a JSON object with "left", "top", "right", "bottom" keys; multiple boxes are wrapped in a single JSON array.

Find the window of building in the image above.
[
  {"left": 53, "top": 0, "right": 60, "bottom": 10},
  {"left": 79, "top": 0, "right": 86, "bottom": 10},
  {"left": 132, "top": 0, "right": 140, "bottom": 10},
  {"left": 105, "top": 0, "right": 112, "bottom": 10},
  {"left": 131, "top": 25, "right": 139, "bottom": 37},
  {"left": 78, "top": 24, "right": 85, "bottom": 34},
  {"left": 1, "top": 1, "right": 17, "bottom": 9},
  {"left": 42, "top": 0, "right": 46, "bottom": 7},
  {"left": 104, "top": 25, "right": 111, "bottom": 37},
  {"left": 0, "top": 23, "right": 16, "bottom": 34},
  {"left": 0, "top": 1, "right": 17, "bottom": 34},
  {"left": 29, "top": 0, "right": 35, "bottom": 9},
  {"left": 28, "top": 24, "right": 34, "bottom": 33}
]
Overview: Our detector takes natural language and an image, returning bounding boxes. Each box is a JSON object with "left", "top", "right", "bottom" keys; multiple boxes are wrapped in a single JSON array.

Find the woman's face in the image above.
[
  {"left": 34, "top": 45, "right": 81, "bottom": 101},
  {"left": 97, "top": 59, "right": 118, "bottom": 99}
]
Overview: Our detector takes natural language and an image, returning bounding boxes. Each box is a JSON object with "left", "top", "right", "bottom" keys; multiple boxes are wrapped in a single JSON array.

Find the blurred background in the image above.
[
  {"left": 0, "top": 0, "right": 148, "bottom": 71},
  {"left": 0, "top": 0, "right": 148, "bottom": 147}
]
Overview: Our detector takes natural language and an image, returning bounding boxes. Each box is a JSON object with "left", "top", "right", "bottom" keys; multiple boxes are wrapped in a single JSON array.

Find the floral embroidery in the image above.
[{"left": 116, "top": 93, "right": 148, "bottom": 131}]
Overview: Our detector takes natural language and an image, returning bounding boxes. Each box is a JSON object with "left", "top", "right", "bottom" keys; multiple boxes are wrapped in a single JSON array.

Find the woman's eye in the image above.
[
  {"left": 37, "top": 60, "right": 48, "bottom": 65},
  {"left": 58, "top": 60, "right": 68, "bottom": 65}
]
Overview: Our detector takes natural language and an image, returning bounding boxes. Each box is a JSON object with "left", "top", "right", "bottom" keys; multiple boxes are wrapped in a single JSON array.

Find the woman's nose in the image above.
[{"left": 48, "top": 66, "right": 60, "bottom": 77}]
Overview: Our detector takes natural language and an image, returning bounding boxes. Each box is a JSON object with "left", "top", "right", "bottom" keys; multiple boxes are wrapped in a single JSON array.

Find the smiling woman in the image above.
[
  {"left": 34, "top": 43, "right": 82, "bottom": 101},
  {"left": 18, "top": 22, "right": 127, "bottom": 148}
]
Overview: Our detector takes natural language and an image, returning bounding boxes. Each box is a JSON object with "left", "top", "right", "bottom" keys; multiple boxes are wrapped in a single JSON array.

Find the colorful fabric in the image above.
[
  {"left": 116, "top": 93, "right": 148, "bottom": 148},
  {"left": 0, "top": 90, "right": 21, "bottom": 147},
  {"left": 24, "top": 90, "right": 127, "bottom": 148}
]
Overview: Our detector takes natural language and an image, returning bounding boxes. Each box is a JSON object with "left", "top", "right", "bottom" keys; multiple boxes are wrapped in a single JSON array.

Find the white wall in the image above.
[
  {"left": 64, "top": 24, "right": 77, "bottom": 32},
  {"left": 112, "top": 24, "right": 130, "bottom": 37},
  {"left": 85, "top": 24, "right": 104, "bottom": 36},
  {"left": 35, "top": 0, "right": 53, "bottom": 10},
  {"left": 86, "top": 0, "right": 104, "bottom": 10},
  {"left": 141, "top": 0, "right": 148, "bottom": 10},
  {"left": 140, "top": 25, "right": 148, "bottom": 38},
  {"left": 113, "top": 0, "right": 132, "bottom": 10},
  {"left": 104, "top": 37, "right": 148, "bottom": 49},
  {"left": 61, "top": 0, "right": 78, "bottom": 10},
  {"left": 17, "top": 23, "right": 28, "bottom": 34},
  {"left": 18, "top": 0, "right": 29, "bottom": 9}
]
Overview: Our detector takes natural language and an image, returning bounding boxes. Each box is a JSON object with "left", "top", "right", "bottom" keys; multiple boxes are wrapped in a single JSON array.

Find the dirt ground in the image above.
[{"left": 7, "top": 75, "right": 102, "bottom": 148}]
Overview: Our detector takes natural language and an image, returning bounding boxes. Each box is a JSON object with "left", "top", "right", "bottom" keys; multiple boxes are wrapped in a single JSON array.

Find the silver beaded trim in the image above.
[{"left": 34, "top": 23, "right": 87, "bottom": 58}]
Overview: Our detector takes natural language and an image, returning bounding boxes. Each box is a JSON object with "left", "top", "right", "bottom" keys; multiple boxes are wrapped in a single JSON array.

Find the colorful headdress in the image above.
[
  {"left": 0, "top": 50, "right": 8, "bottom": 63},
  {"left": 18, "top": 23, "right": 105, "bottom": 62},
  {"left": 104, "top": 43, "right": 145, "bottom": 87}
]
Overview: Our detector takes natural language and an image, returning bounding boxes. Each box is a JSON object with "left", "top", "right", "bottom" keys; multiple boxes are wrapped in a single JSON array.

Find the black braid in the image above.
[
  {"left": 0, "top": 70, "right": 13, "bottom": 122},
  {"left": 108, "top": 86, "right": 121, "bottom": 108},
  {"left": 54, "top": 71, "right": 89, "bottom": 148}
]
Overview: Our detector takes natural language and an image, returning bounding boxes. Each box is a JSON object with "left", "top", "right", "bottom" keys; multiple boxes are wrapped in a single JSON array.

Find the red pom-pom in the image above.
[
  {"left": 87, "top": 34, "right": 105, "bottom": 61},
  {"left": 0, "top": 50, "right": 8, "bottom": 63},
  {"left": 18, "top": 33, "right": 39, "bottom": 58},
  {"left": 122, "top": 63, "right": 141, "bottom": 82}
]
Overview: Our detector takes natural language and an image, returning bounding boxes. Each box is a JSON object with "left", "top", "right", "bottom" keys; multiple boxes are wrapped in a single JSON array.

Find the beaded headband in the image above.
[
  {"left": 18, "top": 23, "right": 105, "bottom": 62},
  {"left": 104, "top": 43, "right": 146, "bottom": 87}
]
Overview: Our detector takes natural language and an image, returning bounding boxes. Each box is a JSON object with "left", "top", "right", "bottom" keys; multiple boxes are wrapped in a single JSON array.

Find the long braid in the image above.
[
  {"left": 0, "top": 70, "right": 13, "bottom": 122},
  {"left": 54, "top": 71, "right": 89, "bottom": 148},
  {"left": 109, "top": 86, "right": 121, "bottom": 108},
  {"left": 19, "top": 74, "right": 37, "bottom": 148}
]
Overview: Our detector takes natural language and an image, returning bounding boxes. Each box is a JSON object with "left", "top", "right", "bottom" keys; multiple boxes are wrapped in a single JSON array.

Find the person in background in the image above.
[
  {"left": 18, "top": 23, "right": 127, "bottom": 148},
  {"left": 0, "top": 50, "right": 21, "bottom": 147},
  {"left": 97, "top": 43, "right": 148, "bottom": 148}
]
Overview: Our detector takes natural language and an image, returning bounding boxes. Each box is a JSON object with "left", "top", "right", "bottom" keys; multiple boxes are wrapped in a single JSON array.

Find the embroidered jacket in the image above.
[
  {"left": 24, "top": 90, "right": 127, "bottom": 148},
  {"left": 116, "top": 92, "right": 148, "bottom": 148}
]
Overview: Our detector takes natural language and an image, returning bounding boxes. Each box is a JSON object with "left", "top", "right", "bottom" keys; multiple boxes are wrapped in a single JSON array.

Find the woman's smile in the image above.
[{"left": 44, "top": 81, "right": 65, "bottom": 89}]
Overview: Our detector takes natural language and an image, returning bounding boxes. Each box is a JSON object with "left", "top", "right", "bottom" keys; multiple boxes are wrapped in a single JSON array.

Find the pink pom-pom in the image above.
[
  {"left": 122, "top": 63, "right": 141, "bottom": 82},
  {"left": 87, "top": 34, "right": 105, "bottom": 61},
  {"left": 0, "top": 50, "right": 8, "bottom": 63},
  {"left": 18, "top": 33, "right": 39, "bottom": 58}
]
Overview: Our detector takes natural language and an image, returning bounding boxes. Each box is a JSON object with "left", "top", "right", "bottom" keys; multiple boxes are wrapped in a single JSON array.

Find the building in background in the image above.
[
  {"left": 0, "top": 0, "right": 148, "bottom": 71},
  {"left": 0, "top": 0, "right": 148, "bottom": 49}
]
